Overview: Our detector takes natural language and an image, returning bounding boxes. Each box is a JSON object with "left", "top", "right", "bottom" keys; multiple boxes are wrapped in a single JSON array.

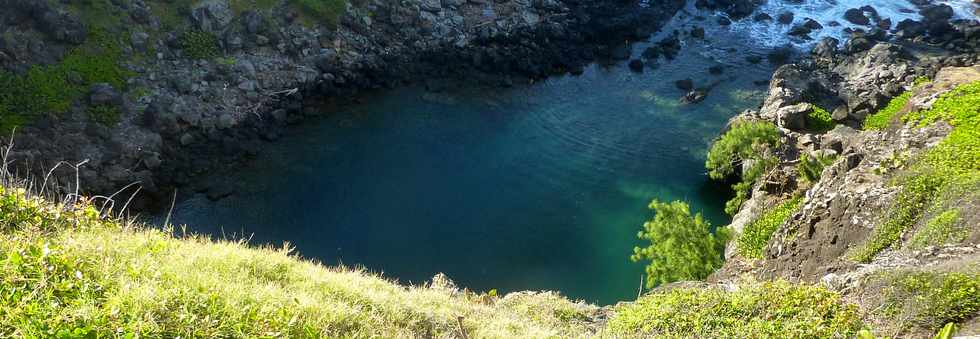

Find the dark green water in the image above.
[{"left": 166, "top": 20, "right": 776, "bottom": 304}]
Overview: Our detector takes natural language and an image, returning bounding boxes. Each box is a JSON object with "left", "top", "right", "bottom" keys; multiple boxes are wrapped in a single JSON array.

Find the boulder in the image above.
[
  {"left": 775, "top": 103, "right": 812, "bottom": 130},
  {"left": 191, "top": 0, "right": 234, "bottom": 33},
  {"left": 843, "top": 8, "right": 870, "bottom": 26},
  {"left": 681, "top": 89, "right": 708, "bottom": 104},
  {"left": 778, "top": 12, "right": 794, "bottom": 25}
]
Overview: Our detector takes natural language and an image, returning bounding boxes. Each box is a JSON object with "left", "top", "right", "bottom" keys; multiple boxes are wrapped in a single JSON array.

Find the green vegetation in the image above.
[
  {"left": 869, "top": 270, "right": 980, "bottom": 333},
  {"left": 797, "top": 152, "right": 837, "bottom": 184},
  {"left": 0, "top": 30, "right": 131, "bottom": 133},
  {"left": 737, "top": 196, "right": 802, "bottom": 259},
  {"left": 631, "top": 200, "right": 729, "bottom": 288},
  {"left": 806, "top": 105, "right": 835, "bottom": 132},
  {"left": 914, "top": 76, "right": 933, "bottom": 87},
  {"left": 864, "top": 91, "right": 912, "bottom": 131},
  {"left": 852, "top": 81, "right": 980, "bottom": 262},
  {"left": 909, "top": 209, "right": 967, "bottom": 249},
  {"left": 705, "top": 120, "right": 781, "bottom": 215},
  {"left": 0, "top": 186, "right": 597, "bottom": 337},
  {"left": 229, "top": 0, "right": 281, "bottom": 15},
  {"left": 606, "top": 280, "right": 863, "bottom": 337},
  {"left": 179, "top": 30, "right": 221, "bottom": 60},
  {"left": 291, "top": 0, "right": 349, "bottom": 27},
  {"left": 86, "top": 105, "right": 123, "bottom": 127}
]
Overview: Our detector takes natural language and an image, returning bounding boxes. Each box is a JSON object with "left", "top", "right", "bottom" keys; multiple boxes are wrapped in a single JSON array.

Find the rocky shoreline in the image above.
[
  {"left": 0, "top": 0, "right": 684, "bottom": 209},
  {"left": 695, "top": 3, "right": 980, "bottom": 335}
]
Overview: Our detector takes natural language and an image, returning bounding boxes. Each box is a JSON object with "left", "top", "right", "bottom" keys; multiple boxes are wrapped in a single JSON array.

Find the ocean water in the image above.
[
  {"left": 159, "top": 0, "right": 978, "bottom": 304},
  {"left": 727, "top": 0, "right": 978, "bottom": 48}
]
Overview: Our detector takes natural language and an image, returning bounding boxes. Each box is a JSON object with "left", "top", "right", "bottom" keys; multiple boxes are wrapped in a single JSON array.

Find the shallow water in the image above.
[{"left": 156, "top": 1, "right": 920, "bottom": 304}]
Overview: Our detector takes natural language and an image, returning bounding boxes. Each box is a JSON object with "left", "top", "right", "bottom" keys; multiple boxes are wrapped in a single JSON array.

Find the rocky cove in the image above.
[
  {"left": 1, "top": 0, "right": 690, "bottom": 208},
  {"left": 1, "top": 0, "right": 980, "bottom": 336}
]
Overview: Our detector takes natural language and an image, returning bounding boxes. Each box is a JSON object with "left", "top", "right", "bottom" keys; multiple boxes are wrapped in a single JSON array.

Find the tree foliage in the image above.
[
  {"left": 705, "top": 121, "right": 781, "bottom": 180},
  {"left": 705, "top": 121, "right": 781, "bottom": 215},
  {"left": 631, "top": 200, "right": 729, "bottom": 288}
]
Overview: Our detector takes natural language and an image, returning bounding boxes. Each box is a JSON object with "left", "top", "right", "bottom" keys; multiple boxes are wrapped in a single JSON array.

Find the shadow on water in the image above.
[{"left": 157, "top": 5, "right": 795, "bottom": 305}]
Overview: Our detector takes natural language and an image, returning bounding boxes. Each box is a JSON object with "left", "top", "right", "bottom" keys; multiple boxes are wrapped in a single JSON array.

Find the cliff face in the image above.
[
  {"left": 0, "top": 0, "right": 684, "bottom": 208},
  {"left": 713, "top": 34, "right": 980, "bottom": 336}
]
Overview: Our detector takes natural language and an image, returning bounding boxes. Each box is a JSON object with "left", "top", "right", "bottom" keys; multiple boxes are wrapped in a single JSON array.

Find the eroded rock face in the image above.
[{"left": 715, "top": 51, "right": 980, "bottom": 283}]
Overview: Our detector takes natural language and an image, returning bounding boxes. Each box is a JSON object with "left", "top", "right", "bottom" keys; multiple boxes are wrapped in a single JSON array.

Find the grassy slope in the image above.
[{"left": 0, "top": 188, "right": 597, "bottom": 338}]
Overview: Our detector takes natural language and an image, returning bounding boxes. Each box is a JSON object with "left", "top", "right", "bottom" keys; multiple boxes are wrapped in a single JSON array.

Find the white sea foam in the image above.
[{"left": 725, "top": 0, "right": 979, "bottom": 48}]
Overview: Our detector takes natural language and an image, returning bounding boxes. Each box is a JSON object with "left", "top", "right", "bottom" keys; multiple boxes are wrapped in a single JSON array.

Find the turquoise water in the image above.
[{"left": 166, "top": 20, "right": 776, "bottom": 304}]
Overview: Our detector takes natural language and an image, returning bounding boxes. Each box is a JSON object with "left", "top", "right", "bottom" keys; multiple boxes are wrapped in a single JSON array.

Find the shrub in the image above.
[
  {"left": 864, "top": 92, "right": 912, "bottom": 131},
  {"left": 179, "top": 30, "right": 221, "bottom": 59},
  {"left": 607, "top": 280, "right": 863, "bottom": 337},
  {"left": 797, "top": 152, "right": 837, "bottom": 184},
  {"left": 737, "top": 196, "right": 802, "bottom": 259},
  {"left": 806, "top": 105, "right": 835, "bottom": 132},
  {"left": 706, "top": 121, "right": 781, "bottom": 215},
  {"left": 631, "top": 200, "right": 729, "bottom": 288}
]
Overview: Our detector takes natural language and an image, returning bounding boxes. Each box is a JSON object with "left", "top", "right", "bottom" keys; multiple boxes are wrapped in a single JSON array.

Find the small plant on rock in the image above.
[{"left": 806, "top": 106, "right": 835, "bottom": 132}]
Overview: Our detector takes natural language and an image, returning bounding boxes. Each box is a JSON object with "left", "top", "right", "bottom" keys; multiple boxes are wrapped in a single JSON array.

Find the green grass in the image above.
[
  {"left": 737, "top": 197, "right": 802, "bottom": 259},
  {"left": 806, "top": 105, "right": 835, "bottom": 132},
  {"left": 852, "top": 81, "right": 980, "bottom": 262},
  {"left": 869, "top": 270, "right": 980, "bottom": 333},
  {"left": 864, "top": 92, "right": 912, "bottom": 131},
  {"left": 0, "top": 186, "right": 599, "bottom": 337},
  {"left": 606, "top": 280, "right": 863, "bottom": 338}
]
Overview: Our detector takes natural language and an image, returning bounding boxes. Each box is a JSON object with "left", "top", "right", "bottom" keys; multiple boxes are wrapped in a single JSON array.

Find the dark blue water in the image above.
[{"left": 165, "top": 14, "right": 777, "bottom": 304}]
